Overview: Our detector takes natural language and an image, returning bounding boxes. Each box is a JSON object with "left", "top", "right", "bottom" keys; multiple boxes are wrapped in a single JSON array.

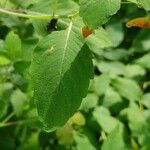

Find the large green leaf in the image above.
[
  {"left": 31, "top": 23, "right": 93, "bottom": 131},
  {"left": 79, "top": 0, "right": 121, "bottom": 28}
]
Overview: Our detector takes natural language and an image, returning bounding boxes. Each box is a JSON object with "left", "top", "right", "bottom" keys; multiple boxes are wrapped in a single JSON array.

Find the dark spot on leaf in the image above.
[{"left": 47, "top": 18, "right": 58, "bottom": 33}]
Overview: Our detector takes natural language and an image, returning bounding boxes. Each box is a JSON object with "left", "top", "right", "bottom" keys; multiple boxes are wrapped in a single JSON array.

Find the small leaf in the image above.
[
  {"left": 103, "top": 87, "right": 122, "bottom": 108},
  {"left": 142, "top": 93, "right": 150, "bottom": 108},
  {"left": 94, "top": 73, "right": 110, "bottom": 96},
  {"left": 112, "top": 77, "right": 142, "bottom": 101},
  {"left": 4, "top": 31, "right": 22, "bottom": 60},
  {"left": 97, "top": 61, "right": 125, "bottom": 76},
  {"left": 0, "top": 83, "right": 13, "bottom": 119},
  {"left": 137, "top": 0, "right": 150, "bottom": 11},
  {"left": 106, "top": 21, "right": 124, "bottom": 47},
  {"left": 11, "top": 89, "right": 27, "bottom": 117},
  {"left": 93, "top": 106, "right": 119, "bottom": 133},
  {"left": 79, "top": 0, "right": 121, "bottom": 28},
  {"left": 101, "top": 124, "right": 129, "bottom": 150},
  {"left": 103, "top": 48, "right": 128, "bottom": 61},
  {"left": 73, "top": 129, "right": 96, "bottom": 150},
  {"left": 68, "top": 112, "right": 86, "bottom": 126},
  {"left": 124, "top": 64, "right": 146, "bottom": 78},
  {"left": 79, "top": 93, "right": 98, "bottom": 112},
  {"left": 0, "top": 55, "right": 11, "bottom": 65},
  {"left": 85, "top": 28, "right": 112, "bottom": 53},
  {"left": 135, "top": 53, "right": 150, "bottom": 69}
]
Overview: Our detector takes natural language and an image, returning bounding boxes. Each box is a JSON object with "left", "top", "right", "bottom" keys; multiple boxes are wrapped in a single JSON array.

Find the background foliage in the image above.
[{"left": 0, "top": 0, "right": 150, "bottom": 149}]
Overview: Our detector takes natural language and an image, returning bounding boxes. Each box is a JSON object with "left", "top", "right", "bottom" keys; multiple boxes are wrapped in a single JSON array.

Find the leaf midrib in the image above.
[{"left": 59, "top": 21, "right": 73, "bottom": 77}]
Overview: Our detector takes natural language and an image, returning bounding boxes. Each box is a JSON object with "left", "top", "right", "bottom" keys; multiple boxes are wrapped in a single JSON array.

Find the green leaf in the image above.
[
  {"left": 4, "top": 31, "right": 22, "bottom": 60},
  {"left": 0, "top": 55, "right": 11, "bottom": 65},
  {"left": 101, "top": 124, "right": 129, "bottom": 150},
  {"left": 106, "top": 21, "right": 124, "bottom": 47},
  {"left": 124, "top": 104, "right": 147, "bottom": 136},
  {"left": 103, "top": 86, "right": 122, "bottom": 108},
  {"left": 137, "top": 0, "right": 150, "bottom": 11},
  {"left": 10, "top": 89, "right": 27, "bottom": 117},
  {"left": 112, "top": 77, "right": 142, "bottom": 101},
  {"left": 18, "top": 132, "right": 39, "bottom": 150},
  {"left": 124, "top": 64, "right": 146, "bottom": 78},
  {"left": 56, "top": 123, "right": 73, "bottom": 146},
  {"left": 79, "top": 0, "right": 121, "bottom": 28},
  {"left": 10, "top": 0, "right": 37, "bottom": 8},
  {"left": 30, "top": 0, "right": 79, "bottom": 15},
  {"left": 135, "top": 53, "right": 150, "bottom": 69},
  {"left": 132, "top": 29, "right": 150, "bottom": 52},
  {"left": 73, "top": 129, "right": 96, "bottom": 150},
  {"left": 85, "top": 28, "right": 112, "bottom": 53},
  {"left": 79, "top": 93, "right": 98, "bottom": 112},
  {"left": 0, "top": 83, "right": 13, "bottom": 119},
  {"left": 31, "top": 24, "right": 93, "bottom": 131},
  {"left": 103, "top": 48, "right": 128, "bottom": 61},
  {"left": 97, "top": 61, "right": 125, "bottom": 76},
  {"left": 142, "top": 93, "right": 150, "bottom": 109},
  {"left": 94, "top": 73, "right": 110, "bottom": 96},
  {"left": 93, "top": 106, "right": 119, "bottom": 133}
]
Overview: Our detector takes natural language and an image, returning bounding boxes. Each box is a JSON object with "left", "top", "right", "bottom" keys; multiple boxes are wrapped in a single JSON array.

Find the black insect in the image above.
[{"left": 47, "top": 18, "right": 58, "bottom": 33}]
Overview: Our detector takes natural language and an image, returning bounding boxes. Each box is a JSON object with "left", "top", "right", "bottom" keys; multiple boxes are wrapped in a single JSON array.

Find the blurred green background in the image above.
[{"left": 0, "top": 0, "right": 150, "bottom": 150}]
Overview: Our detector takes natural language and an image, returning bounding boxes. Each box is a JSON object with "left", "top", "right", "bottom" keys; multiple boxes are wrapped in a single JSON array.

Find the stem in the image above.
[
  {"left": 2, "top": 112, "right": 15, "bottom": 123},
  {"left": 0, "top": 118, "right": 36, "bottom": 128},
  {"left": 121, "top": 1, "right": 134, "bottom": 4},
  {"left": 0, "top": 120, "right": 25, "bottom": 128},
  {"left": 69, "top": 11, "right": 79, "bottom": 20},
  {"left": 0, "top": 7, "right": 79, "bottom": 20},
  {"left": 0, "top": 8, "right": 55, "bottom": 19}
]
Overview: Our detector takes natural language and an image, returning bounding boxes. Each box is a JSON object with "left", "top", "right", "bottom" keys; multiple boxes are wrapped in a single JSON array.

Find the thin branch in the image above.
[
  {"left": 0, "top": 8, "right": 55, "bottom": 19},
  {"left": 2, "top": 112, "right": 15, "bottom": 123},
  {"left": 0, "top": 7, "right": 79, "bottom": 20},
  {"left": 0, "top": 118, "right": 37, "bottom": 128},
  {"left": 0, "top": 120, "right": 24, "bottom": 128}
]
